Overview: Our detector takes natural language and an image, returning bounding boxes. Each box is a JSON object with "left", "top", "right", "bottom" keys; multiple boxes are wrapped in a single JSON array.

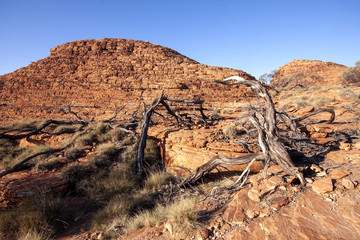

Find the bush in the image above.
[
  {"left": 52, "top": 124, "right": 83, "bottom": 134},
  {"left": 223, "top": 123, "right": 238, "bottom": 138},
  {"left": 126, "top": 197, "right": 199, "bottom": 237},
  {"left": 1, "top": 119, "right": 46, "bottom": 130},
  {"left": 144, "top": 171, "right": 173, "bottom": 190},
  {"left": 61, "top": 163, "right": 93, "bottom": 194},
  {"left": 340, "top": 66, "right": 360, "bottom": 84},
  {"left": 64, "top": 147, "right": 86, "bottom": 161},
  {"left": 34, "top": 157, "right": 62, "bottom": 172}
]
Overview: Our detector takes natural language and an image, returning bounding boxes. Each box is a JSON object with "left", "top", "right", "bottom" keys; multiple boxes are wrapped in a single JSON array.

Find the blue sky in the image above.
[{"left": 0, "top": 0, "right": 359, "bottom": 78}]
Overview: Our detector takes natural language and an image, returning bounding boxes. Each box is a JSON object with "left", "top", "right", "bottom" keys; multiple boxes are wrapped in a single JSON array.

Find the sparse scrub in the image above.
[
  {"left": 277, "top": 103, "right": 294, "bottom": 112},
  {"left": 80, "top": 164, "right": 136, "bottom": 204},
  {"left": 1, "top": 144, "right": 52, "bottom": 170},
  {"left": 0, "top": 193, "right": 73, "bottom": 239},
  {"left": 64, "top": 147, "right": 86, "bottom": 161},
  {"left": 338, "top": 89, "right": 360, "bottom": 101},
  {"left": 126, "top": 197, "right": 199, "bottom": 237},
  {"left": 223, "top": 123, "right": 239, "bottom": 138},
  {"left": 1, "top": 119, "right": 46, "bottom": 130},
  {"left": 144, "top": 171, "right": 174, "bottom": 190},
  {"left": 61, "top": 163, "right": 93, "bottom": 194},
  {"left": 34, "top": 157, "right": 62, "bottom": 172},
  {"left": 310, "top": 74, "right": 324, "bottom": 81},
  {"left": 339, "top": 65, "right": 360, "bottom": 84},
  {"left": 16, "top": 229, "right": 51, "bottom": 240},
  {"left": 89, "top": 142, "right": 121, "bottom": 167},
  {"left": 309, "top": 96, "right": 334, "bottom": 109},
  {"left": 52, "top": 124, "right": 83, "bottom": 134},
  {"left": 99, "top": 127, "right": 128, "bottom": 143}
]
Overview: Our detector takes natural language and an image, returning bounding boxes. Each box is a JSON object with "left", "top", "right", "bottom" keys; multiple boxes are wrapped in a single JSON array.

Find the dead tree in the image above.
[
  {"left": 181, "top": 76, "right": 307, "bottom": 196},
  {"left": 134, "top": 92, "right": 209, "bottom": 179}
]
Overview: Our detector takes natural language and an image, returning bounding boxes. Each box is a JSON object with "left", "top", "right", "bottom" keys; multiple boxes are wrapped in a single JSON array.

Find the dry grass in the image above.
[
  {"left": 52, "top": 124, "right": 83, "bottom": 134},
  {"left": 0, "top": 144, "right": 52, "bottom": 170},
  {"left": 144, "top": 171, "right": 173, "bottom": 190},
  {"left": 0, "top": 193, "right": 73, "bottom": 239},
  {"left": 1, "top": 119, "right": 46, "bottom": 130},
  {"left": 125, "top": 197, "right": 199, "bottom": 237},
  {"left": 34, "top": 157, "right": 62, "bottom": 172},
  {"left": 222, "top": 123, "right": 238, "bottom": 138}
]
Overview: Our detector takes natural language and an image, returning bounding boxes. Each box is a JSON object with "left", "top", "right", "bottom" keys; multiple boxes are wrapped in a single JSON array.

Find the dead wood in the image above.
[
  {"left": 135, "top": 91, "right": 164, "bottom": 178},
  {"left": 0, "top": 120, "right": 88, "bottom": 140},
  {"left": 294, "top": 108, "right": 335, "bottom": 124},
  {"left": 135, "top": 92, "right": 209, "bottom": 178},
  {"left": 181, "top": 76, "right": 306, "bottom": 196},
  {"left": 181, "top": 153, "right": 265, "bottom": 185},
  {"left": 0, "top": 148, "right": 64, "bottom": 178}
]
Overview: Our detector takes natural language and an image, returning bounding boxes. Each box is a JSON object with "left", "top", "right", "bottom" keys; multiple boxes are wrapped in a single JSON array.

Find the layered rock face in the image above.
[
  {"left": 271, "top": 60, "right": 348, "bottom": 87},
  {"left": 0, "top": 38, "right": 254, "bottom": 123}
]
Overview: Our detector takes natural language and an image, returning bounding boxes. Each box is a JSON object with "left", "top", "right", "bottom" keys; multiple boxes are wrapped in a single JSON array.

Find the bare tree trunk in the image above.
[{"left": 135, "top": 91, "right": 164, "bottom": 178}]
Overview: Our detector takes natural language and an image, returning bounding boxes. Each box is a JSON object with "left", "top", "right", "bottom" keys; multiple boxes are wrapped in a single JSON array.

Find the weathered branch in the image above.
[
  {"left": 181, "top": 153, "right": 265, "bottom": 186},
  {"left": 0, "top": 120, "right": 88, "bottom": 140},
  {"left": 135, "top": 91, "right": 164, "bottom": 178},
  {"left": 294, "top": 108, "right": 335, "bottom": 124},
  {"left": 0, "top": 148, "right": 64, "bottom": 178},
  {"left": 183, "top": 76, "right": 306, "bottom": 194}
]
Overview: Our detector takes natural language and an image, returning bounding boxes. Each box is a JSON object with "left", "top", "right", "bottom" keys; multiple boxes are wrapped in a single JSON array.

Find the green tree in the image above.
[{"left": 259, "top": 69, "right": 277, "bottom": 84}]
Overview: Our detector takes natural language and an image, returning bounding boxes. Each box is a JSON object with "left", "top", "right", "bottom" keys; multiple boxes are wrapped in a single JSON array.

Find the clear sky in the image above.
[{"left": 0, "top": 0, "right": 359, "bottom": 78}]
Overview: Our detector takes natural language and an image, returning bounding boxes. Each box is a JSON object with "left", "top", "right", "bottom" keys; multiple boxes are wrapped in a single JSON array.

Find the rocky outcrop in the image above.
[
  {"left": 271, "top": 60, "right": 348, "bottom": 87},
  {"left": 0, "top": 38, "right": 254, "bottom": 123}
]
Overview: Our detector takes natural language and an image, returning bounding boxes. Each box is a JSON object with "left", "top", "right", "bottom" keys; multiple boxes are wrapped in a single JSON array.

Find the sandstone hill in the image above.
[
  {"left": 0, "top": 38, "right": 254, "bottom": 123},
  {"left": 271, "top": 59, "right": 348, "bottom": 87}
]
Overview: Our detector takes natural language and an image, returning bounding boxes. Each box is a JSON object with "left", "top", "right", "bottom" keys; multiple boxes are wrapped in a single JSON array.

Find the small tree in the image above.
[
  {"left": 355, "top": 60, "right": 360, "bottom": 66},
  {"left": 259, "top": 69, "right": 277, "bottom": 85}
]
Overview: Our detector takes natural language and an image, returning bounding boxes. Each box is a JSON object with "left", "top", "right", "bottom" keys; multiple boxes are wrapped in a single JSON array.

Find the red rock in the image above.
[
  {"left": 339, "top": 142, "right": 352, "bottom": 151},
  {"left": 326, "top": 150, "right": 351, "bottom": 163},
  {"left": 329, "top": 169, "right": 351, "bottom": 179},
  {"left": 271, "top": 60, "right": 348, "bottom": 87},
  {"left": 341, "top": 178, "right": 355, "bottom": 189},
  {"left": 334, "top": 107, "right": 347, "bottom": 116},
  {"left": 353, "top": 142, "right": 360, "bottom": 150},
  {"left": 248, "top": 189, "right": 261, "bottom": 202},
  {"left": 246, "top": 209, "right": 259, "bottom": 219},
  {"left": 312, "top": 178, "right": 333, "bottom": 193},
  {"left": 297, "top": 106, "right": 314, "bottom": 115},
  {"left": 310, "top": 164, "right": 323, "bottom": 173},
  {"left": 0, "top": 38, "right": 255, "bottom": 123},
  {"left": 311, "top": 132, "right": 328, "bottom": 138},
  {"left": 224, "top": 190, "right": 360, "bottom": 240},
  {"left": 268, "top": 195, "right": 290, "bottom": 210}
]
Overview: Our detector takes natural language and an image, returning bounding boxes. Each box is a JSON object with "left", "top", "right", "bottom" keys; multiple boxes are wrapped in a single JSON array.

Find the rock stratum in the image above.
[
  {"left": 271, "top": 59, "right": 348, "bottom": 87},
  {"left": 0, "top": 38, "right": 254, "bottom": 123}
]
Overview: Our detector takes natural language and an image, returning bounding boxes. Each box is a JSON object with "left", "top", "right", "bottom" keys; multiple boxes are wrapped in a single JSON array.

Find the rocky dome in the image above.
[
  {"left": 270, "top": 59, "right": 348, "bottom": 87},
  {"left": 0, "top": 38, "right": 255, "bottom": 123}
]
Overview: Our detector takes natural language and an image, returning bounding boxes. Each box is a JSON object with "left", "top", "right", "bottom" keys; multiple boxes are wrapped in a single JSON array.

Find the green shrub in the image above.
[{"left": 340, "top": 66, "right": 360, "bottom": 84}]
